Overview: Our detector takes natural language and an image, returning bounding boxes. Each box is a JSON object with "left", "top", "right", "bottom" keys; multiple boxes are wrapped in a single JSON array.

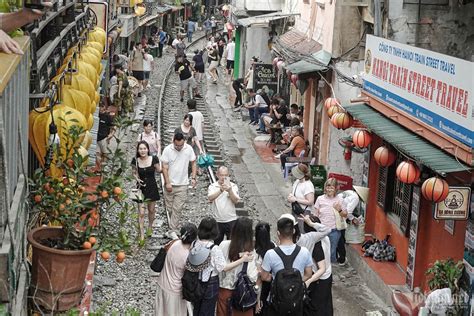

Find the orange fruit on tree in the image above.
[
  {"left": 89, "top": 236, "right": 97, "bottom": 245},
  {"left": 34, "top": 195, "right": 42, "bottom": 203},
  {"left": 65, "top": 198, "right": 72, "bottom": 205},
  {"left": 66, "top": 159, "right": 74, "bottom": 168},
  {"left": 116, "top": 251, "right": 126, "bottom": 263},
  {"left": 113, "top": 187, "right": 122, "bottom": 195},
  {"left": 101, "top": 251, "right": 110, "bottom": 261},
  {"left": 59, "top": 203, "right": 66, "bottom": 211},
  {"left": 83, "top": 241, "right": 92, "bottom": 249},
  {"left": 100, "top": 190, "right": 109, "bottom": 199}
]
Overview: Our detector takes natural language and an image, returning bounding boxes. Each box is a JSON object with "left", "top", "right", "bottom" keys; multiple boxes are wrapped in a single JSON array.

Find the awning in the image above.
[
  {"left": 286, "top": 60, "right": 325, "bottom": 74},
  {"left": 274, "top": 29, "right": 322, "bottom": 63},
  {"left": 237, "top": 12, "right": 299, "bottom": 27},
  {"left": 139, "top": 14, "right": 159, "bottom": 27},
  {"left": 345, "top": 103, "right": 470, "bottom": 174},
  {"left": 155, "top": 5, "right": 172, "bottom": 14}
]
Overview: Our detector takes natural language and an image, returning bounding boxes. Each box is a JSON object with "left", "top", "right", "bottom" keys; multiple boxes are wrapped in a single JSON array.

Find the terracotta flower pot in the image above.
[{"left": 27, "top": 226, "right": 93, "bottom": 312}]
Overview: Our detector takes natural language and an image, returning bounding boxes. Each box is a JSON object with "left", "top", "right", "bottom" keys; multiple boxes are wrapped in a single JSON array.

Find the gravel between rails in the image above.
[{"left": 90, "top": 34, "right": 253, "bottom": 314}]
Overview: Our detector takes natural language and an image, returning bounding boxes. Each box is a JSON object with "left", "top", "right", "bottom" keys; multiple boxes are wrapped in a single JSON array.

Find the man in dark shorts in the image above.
[
  {"left": 225, "top": 37, "right": 235, "bottom": 81},
  {"left": 96, "top": 103, "right": 116, "bottom": 167},
  {"left": 175, "top": 55, "right": 202, "bottom": 102},
  {"left": 192, "top": 49, "right": 205, "bottom": 83}
]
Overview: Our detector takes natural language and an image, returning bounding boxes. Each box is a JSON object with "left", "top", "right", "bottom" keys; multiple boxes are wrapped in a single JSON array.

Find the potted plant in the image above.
[
  {"left": 28, "top": 114, "right": 136, "bottom": 312},
  {"left": 426, "top": 259, "right": 466, "bottom": 315}
]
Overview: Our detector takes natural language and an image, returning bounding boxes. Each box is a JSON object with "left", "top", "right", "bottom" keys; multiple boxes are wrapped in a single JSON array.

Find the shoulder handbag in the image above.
[
  {"left": 150, "top": 239, "right": 178, "bottom": 272},
  {"left": 130, "top": 159, "right": 145, "bottom": 202},
  {"left": 291, "top": 182, "right": 308, "bottom": 216},
  {"left": 332, "top": 207, "right": 348, "bottom": 230}
]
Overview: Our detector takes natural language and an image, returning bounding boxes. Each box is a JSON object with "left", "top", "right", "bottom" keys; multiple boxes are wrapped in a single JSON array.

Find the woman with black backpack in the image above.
[{"left": 216, "top": 217, "right": 257, "bottom": 316}]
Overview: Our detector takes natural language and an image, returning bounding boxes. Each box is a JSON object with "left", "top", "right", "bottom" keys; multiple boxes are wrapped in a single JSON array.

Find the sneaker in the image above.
[
  {"left": 248, "top": 121, "right": 255, "bottom": 125},
  {"left": 338, "top": 258, "right": 348, "bottom": 266},
  {"left": 233, "top": 106, "right": 241, "bottom": 112},
  {"left": 274, "top": 154, "right": 281, "bottom": 159},
  {"left": 251, "top": 121, "right": 258, "bottom": 126}
]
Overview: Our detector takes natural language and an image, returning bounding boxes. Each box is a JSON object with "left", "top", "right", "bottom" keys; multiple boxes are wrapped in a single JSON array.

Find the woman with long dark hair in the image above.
[
  {"left": 174, "top": 114, "right": 203, "bottom": 155},
  {"left": 131, "top": 141, "right": 161, "bottom": 240},
  {"left": 217, "top": 217, "right": 257, "bottom": 316},
  {"left": 254, "top": 221, "right": 275, "bottom": 315}
]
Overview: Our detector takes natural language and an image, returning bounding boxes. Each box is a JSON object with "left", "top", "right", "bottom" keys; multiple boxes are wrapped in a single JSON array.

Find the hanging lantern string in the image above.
[
  {"left": 318, "top": 72, "right": 346, "bottom": 112},
  {"left": 454, "top": 146, "right": 471, "bottom": 172}
]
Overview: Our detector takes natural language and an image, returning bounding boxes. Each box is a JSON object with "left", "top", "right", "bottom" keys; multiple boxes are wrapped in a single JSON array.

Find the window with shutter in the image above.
[
  {"left": 376, "top": 163, "right": 395, "bottom": 210},
  {"left": 390, "top": 155, "right": 413, "bottom": 235}
]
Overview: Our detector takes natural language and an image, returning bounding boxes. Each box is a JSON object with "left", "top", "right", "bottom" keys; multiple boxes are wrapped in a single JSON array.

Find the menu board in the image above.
[{"left": 253, "top": 63, "right": 278, "bottom": 97}]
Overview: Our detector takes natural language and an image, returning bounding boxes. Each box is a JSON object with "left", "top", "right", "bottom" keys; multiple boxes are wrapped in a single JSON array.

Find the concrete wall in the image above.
[
  {"left": 243, "top": 26, "right": 272, "bottom": 69},
  {"left": 282, "top": 0, "right": 299, "bottom": 14},
  {"left": 244, "top": 0, "right": 282, "bottom": 11},
  {"left": 332, "top": 5, "right": 363, "bottom": 59},
  {"left": 294, "top": 0, "right": 336, "bottom": 53},
  {"left": 326, "top": 61, "right": 365, "bottom": 182},
  {"left": 232, "top": 0, "right": 245, "bottom": 11},
  {"left": 387, "top": 1, "right": 474, "bottom": 60}
]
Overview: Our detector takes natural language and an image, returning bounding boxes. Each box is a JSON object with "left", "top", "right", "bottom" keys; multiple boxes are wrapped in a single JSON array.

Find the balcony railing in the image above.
[{"left": 0, "top": 36, "right": 30, "bottom": 306}]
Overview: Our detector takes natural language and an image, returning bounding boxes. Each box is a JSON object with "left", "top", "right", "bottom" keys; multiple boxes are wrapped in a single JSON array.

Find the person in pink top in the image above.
[
  {"left": 155, "top": 223, "right": 198, "bottom": 316},
  {"left": 137, "top": 119, "right": 161, "bottom": 157},
  {"left": 313, "top": 178, "right": 347, "bottom": 263}
]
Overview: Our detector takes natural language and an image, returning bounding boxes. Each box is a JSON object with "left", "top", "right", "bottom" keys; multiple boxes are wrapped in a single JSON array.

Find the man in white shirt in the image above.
[
  {"left": 244, "top": 89, "right": 269, "bottom": 125},
  {"left": 161, "top": 132, "right": 197, "bottom": 231},
  {"left": 142, "top": 48, "right": 154, "bottom": 89},
  {"left": 225, "top": 38, "right": 235, "bottom": 80},
  {"left": 187, "top": 99, "right": 204, "bottom": 141},
  {"left": 207, "top": 166, "right": 240, "bottom": 245}
]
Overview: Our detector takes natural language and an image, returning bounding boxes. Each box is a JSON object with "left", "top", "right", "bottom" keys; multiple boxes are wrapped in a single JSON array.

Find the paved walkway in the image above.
[{"left": 204, "top": 73, "right": 393, "bottom": 315}]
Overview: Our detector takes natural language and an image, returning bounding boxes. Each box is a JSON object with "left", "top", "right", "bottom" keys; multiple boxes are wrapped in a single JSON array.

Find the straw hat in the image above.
[{"left": 353, "top": 186, "right": 369, "bottom": 203}]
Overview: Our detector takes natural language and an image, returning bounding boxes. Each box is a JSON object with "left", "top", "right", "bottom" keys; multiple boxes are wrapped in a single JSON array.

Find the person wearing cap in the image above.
[
  {"left": 335, "top": 185, "right": 369, "bottom": 265},
  {"left": 192, "top": 217, "right": 226, "bottom": 316},
  {"left": 260, "top": 214, "right": 313, "bottom": 316},
  {"left": 287, "top": 164, "right": 315, "bottom": 231},
  {"left": 155, "top": 223, "right": 198, "bottom": 316}
]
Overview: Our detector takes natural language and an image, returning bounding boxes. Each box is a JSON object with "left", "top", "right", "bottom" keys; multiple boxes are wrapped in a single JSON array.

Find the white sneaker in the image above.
[{"left": 274, "top": 154, "right": 281, "bottom": 159}]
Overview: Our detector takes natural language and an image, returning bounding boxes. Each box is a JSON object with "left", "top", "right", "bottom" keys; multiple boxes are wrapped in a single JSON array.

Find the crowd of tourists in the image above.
[
  {"left": 96, "top": 17, "right": 371, "bottom": 316},
  {"left": 153, "top": 162, "right": 367, "bottom": 316}
]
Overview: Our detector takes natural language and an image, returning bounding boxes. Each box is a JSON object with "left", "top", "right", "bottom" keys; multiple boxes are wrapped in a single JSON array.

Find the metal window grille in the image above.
[{"left": 376, "top": 166, "right": 388, "bottom": 208}]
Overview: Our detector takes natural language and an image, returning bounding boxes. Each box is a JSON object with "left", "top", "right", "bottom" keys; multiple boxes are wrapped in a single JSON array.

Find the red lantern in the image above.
[
  {"left": 396, "top": 161, "right": 420, "bottom": 184},
  {"left": 352, "top": 130, "right": 372, "bottom": 148},
  {"left": 327, "top": 105, "right": 342, "bottom": 118},
  {"left": 277, "top": 61, "right": 285, "bottom": 73},
  {"left": 331, "top": 112, "right": 353, "bottom": 130},
  {"left": 272, "top": 57, "right": 279, "bottom": 67},
  {"left": 291, "top": 74, "right": 298, "bottom": 86},
  {"left": 324, "top": 98, "right": 340, "bottom": 110},
  {"left": 374, "top": 146, "right": 396, "bottom": 167},
  {"left": 421, "top": 177, "right": 449, "bottom": 203}
]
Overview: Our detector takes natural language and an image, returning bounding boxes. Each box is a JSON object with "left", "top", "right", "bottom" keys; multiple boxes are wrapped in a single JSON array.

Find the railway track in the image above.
[{"left": 155, "top": 35, "right": 226, "bottom": 229}]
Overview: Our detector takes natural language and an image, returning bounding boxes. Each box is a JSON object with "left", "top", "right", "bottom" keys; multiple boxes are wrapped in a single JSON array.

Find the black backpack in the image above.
[
  {"left": 270, "top": 246, "right": 305, "bottom": 315},
  {"left": 231, "top": 262, "right": 257, "bottom": 312},
  {"left": 182, "top": 244, "right": 215, "bottom": 303}
]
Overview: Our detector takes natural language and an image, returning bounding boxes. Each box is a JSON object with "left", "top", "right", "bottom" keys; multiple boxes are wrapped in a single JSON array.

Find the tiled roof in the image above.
[{"left": 274, "top": 29, "right": 322, "bottom": 62}]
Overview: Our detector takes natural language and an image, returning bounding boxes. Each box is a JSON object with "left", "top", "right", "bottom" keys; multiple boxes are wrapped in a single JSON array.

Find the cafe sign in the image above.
[
  {"left": 363, "top": 35, "right": 473, "bottom": 148},
  {"left": 434, "top": 187, "right": 471, "bottom": 220}
]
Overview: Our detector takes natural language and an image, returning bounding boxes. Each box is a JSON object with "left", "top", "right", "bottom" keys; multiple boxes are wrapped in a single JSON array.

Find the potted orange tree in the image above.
[{"left": 28, "top": 115, "right": 136, "bottom": 312}]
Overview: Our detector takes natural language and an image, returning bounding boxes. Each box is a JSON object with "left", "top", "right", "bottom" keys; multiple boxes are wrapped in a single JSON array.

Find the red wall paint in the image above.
[
  {"left": 365, "top": 137, "right": 468, "bottom": 289},
  {"left": 414, "top": 172, "right": 469, "bottom": 291}
]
